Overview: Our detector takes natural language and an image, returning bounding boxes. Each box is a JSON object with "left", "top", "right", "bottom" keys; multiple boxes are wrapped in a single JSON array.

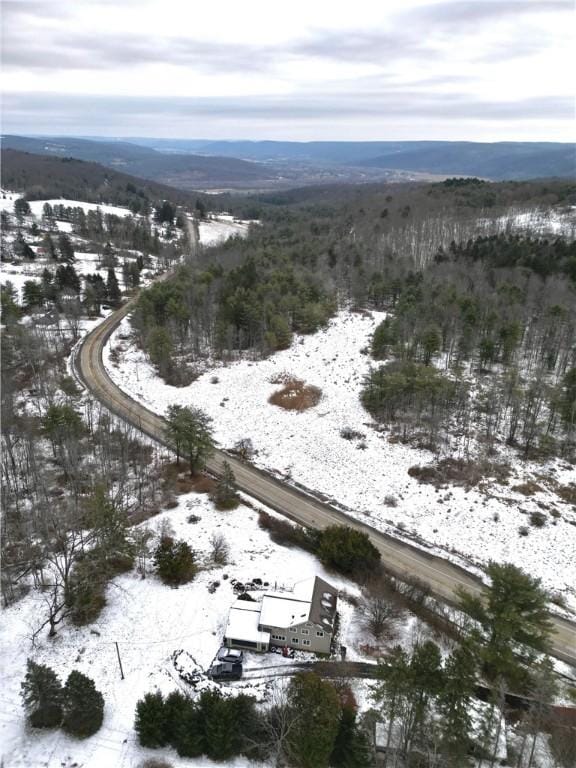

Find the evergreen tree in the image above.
[
  {"left": 212, "top": 461, "right": 239, "bottom": 510},
  {"left": 135, "top": 691, "right": 168, "bottom": 748},
  {"left": 317, "top": 525, "right": 380, "bottom": 578},
  {"left": 330, "top": 704, "right": 374, "bottom": 768},
  {"left": 62, "top": 670, "right": 104, "bottom": 738},
  {"left": 101, "top": 242, "right": 117, "bottom": 268},
  {"left": 154, "top": 537, "right": 197, "bottom": 585},
  {"left": 106, "top": 267, "right": 122, "bottom": 307},
  {"left": 286, "top": 672, "right": 341, "bottom": 768},
  {"left": 21, "top": 660, "right": 63, "bottom": 728},
  {"left": 166, "top": 692, "right": 204, "bottom": 757},
  {"left": 42, "top": 233, "right": 57, "bottom": 260},
  {"left": 22, "top": 280, "right": 44, "bottom": 310},
  {"left": 58, "top": 233, "right": 75, "bottom": 264},
  {"left": 438, "top": 641, "right": 478, "bottom": 766},
  {"left": 14, "top": 197, "right": 31, "bottom": 222},
  {"left": 13, "top": 232, "right": 36, "bottom": 260},
  {"left": 458, "top": 562, "right": 552, "bottom": 689},
  {"left": 147, "top": 326, "right": 174, "bottom": 379},
  {"left": 164, "top": 405, "right": 214, "bottom": 476},
  {"left": 201, "top": 689, "right": 242, "bottom": 761},
  {"left": 372, "top": 646, "right": 411, "bottom": 759}
]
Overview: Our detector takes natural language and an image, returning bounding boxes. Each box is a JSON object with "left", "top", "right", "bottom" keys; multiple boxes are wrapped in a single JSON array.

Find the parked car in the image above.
[
  {"left": 217, "top": 647, "right": 244, "bottom": 664},
  {"left": 208, "top": 662, "right": 242, "bottom": 681}
]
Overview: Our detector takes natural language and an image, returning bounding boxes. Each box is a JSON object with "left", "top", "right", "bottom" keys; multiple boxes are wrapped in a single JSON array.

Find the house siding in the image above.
[{"left": 261, "top": 621, "right": 332, "bottom": 654}]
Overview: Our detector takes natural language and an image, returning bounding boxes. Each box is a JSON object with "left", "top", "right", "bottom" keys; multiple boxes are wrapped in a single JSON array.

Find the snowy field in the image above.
[
  {"left": 198, "top": 214, "right": 253, "bottom": 246},
  {"left": 0, "top": 491, "right": 386, "bottom": 768},
  {"left": 104, "top": 311, "right": 576, "bottom": 612}
]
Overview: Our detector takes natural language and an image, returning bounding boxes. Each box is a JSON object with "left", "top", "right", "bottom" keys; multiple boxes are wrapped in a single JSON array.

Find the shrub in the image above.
[
  {"left": 340, "top": 427, "right": 365, "bottom": 441},
  {"left": 62, "top": 670, "right": 104, "bottom": 738},
  {"left": 154, "top": 537, "right": 197, "bottom": 586},
  {"left": 318, "top": 525, "right": 381, "bottom": 579},
  {"left": 529, "top": 511, "right": 547, "bottom": 528},
  {"left": 269, "top": 377, "right": 322, "bottom": 411},
  {"left": 210, "top": 533, "right": 229, "bottom": 566},
  {"left": 518, "top": 526, "right": 529, "bottom": 537}
]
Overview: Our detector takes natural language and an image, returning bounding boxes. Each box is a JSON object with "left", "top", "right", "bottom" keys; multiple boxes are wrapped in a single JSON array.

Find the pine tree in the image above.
[
  {"left": 154, "top": 537, "right": 197, "bottom": 585},
  {"left": 164, "top": 405, "right": 214, "bottom": 476},
  {"left": 458, "top": 562, "right": 552, "bottom": 688},
  {"left": 330, "top": 705, "right": 374, "bottom": 768},
  {"left": 21, "top": 659, "right": 63, "bottom": 728},
  {"left": 286, "top": 672, "right": 341, "bottom": 768},
  {"left": 106, "top": 267, "right": 122, "bottom": 307},
  {"left": 135, "top": 691, "right": 168, "bottom": 748},
  {"left": 438, "top": 641, "right": 478, "bottom": 766},
  {"left": 58, "top": 233, "right": 75, "bottom": 264},
  {"left": 165, "top": 691, "right": 204, "bottom": 757},
  {"left": 22, "top": 280, "right": 44, "bottom": 310},
  {"left": 14, "top": 197, "right": 31, "bottom": 222},
  {"left": 62, "top": 670, "right": 104, "bottom": 738},
  {"left": 212, "top": 461, "right": 239, "bottom": 510}
]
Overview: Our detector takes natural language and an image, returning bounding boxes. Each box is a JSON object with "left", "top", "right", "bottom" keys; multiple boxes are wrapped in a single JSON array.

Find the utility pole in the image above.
[{"left": 115, "top": 641, "right": 125, "bottom": 680}]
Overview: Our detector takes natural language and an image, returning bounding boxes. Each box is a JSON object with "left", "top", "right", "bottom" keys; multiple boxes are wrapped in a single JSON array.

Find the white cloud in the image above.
[{"left": 2, "top": 0, "right": 574, "bottom": 140}]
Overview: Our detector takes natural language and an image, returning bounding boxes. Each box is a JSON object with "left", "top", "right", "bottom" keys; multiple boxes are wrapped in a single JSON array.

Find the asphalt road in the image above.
[{"left": 75, "top": 296, "right": 576, "bottom": 667}]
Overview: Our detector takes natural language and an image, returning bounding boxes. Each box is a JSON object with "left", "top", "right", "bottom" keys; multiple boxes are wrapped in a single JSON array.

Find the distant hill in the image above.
[
  {"left": 122, "top": 138, "right": 576, "bottom": 181},
  {"left": 1, "top": 135, "right": 277, "bottom": 189},
  {"left": 0, "top": 149, "right": 209, "bottom": 209}
]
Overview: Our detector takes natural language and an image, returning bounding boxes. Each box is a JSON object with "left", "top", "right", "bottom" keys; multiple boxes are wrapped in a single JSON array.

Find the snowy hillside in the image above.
[{"left": 104, "top": 310, "right": 576, "bottom": 612}]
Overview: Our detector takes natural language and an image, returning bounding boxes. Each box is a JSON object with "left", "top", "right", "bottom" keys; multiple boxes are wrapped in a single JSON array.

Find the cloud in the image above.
[{"left": 4, "top": 90, "right": 572, "bottom": 126}]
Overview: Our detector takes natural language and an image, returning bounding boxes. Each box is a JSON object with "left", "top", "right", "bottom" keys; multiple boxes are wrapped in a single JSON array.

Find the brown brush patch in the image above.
[
  {"left": 512, "top": 481, "right": 544, "bottom": 496},
  {"left": 408, "top": 458, "right": 511, "bottom": 489},
  {"left": 557, "top": 484, "right": 576, "bottom": 504},
  {"left": 268, "top": 376, "right": 322, "bottom": 411},
  {"left": 188, "top": 474, "right": 217, "bottom": 494}
]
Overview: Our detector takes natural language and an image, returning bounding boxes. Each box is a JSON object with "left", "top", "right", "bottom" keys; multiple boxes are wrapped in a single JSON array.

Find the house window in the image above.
[
  {"left": 291, "top": 638, "right": 299, "bottom": 644},
  {"left": 316, "top": 631, "right": 324, "bottom": 637},
  {"left": 271, "top": 634, "right": 286, "bottom": 641},
  {"left": 302, "top": 639, "right": 311, "bottom": 646},
  {"left": 301, "top": 629, "right": 309, "bottom": 635}
]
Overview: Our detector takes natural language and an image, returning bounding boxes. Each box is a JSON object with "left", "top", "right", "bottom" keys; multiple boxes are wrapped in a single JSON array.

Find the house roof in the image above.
[
  {"left": 224, "top": 599, "right": 271, "bottom": 645},
  {"left": 260, "top": 576, "right": 338, "bottom": 631}
]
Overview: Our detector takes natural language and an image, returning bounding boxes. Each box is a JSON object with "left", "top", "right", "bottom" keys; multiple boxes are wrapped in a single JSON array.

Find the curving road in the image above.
[{"left": 74, "top": 296, "right": 576, "bottom": 666}]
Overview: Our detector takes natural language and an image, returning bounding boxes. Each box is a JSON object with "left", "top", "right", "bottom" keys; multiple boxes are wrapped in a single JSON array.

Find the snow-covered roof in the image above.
[
  {"left": 224, "top": 600, "right": 270, "bottom": 645},
  {"left": 260, "top": 594, "right": 311, "bottom": 629},
  {"left": 260, "top": 576, "right": 338, "bottom": 631}
]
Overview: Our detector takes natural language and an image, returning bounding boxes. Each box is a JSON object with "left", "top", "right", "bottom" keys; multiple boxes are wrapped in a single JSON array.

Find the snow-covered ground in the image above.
[
  {"left": 27, "top": 199, "right": 135, "bottom": 219},
  {"left": 0, "top": 491, "right": 382, "bottom": 768},
  {"left": 104, "top": 311, "right": 576, "bottom": 612},
  {"left": 484, "top": 207, "right": 576, "bottom": 238},
  {"left": 198, "top": 214, "right": 253, "bottom": 246}
]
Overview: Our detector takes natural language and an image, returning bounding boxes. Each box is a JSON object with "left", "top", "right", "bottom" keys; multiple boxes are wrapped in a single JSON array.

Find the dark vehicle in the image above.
[
  {"left": 217, "top": 647, "right": 244, "bottom": 664},
  {"left": 208, "top": 662, "right": 243, "bottom": 681}
]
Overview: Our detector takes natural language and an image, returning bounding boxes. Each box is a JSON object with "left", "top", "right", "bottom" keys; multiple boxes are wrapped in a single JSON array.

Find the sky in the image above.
[{"left": 2, "top": 0, "right": 575, "bottom": 142}]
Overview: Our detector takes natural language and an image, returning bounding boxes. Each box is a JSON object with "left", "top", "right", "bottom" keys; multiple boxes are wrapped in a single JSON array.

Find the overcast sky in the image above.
[{"left": 2, "top": 0, "right": 574, "bottom": 141}]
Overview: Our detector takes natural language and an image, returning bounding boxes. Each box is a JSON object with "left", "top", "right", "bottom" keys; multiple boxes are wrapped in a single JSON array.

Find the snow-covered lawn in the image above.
[
  {"left": 0, "top": 492, "right": 376, "bottom": 768},
  {"left": 104, "top": 311, "right": 576, "bottom": 612}
]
